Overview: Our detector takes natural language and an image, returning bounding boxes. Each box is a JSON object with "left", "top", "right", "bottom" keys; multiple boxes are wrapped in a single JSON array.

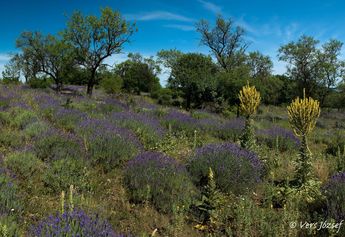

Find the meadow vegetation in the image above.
[{"left": 1, "top": 6, "right": 345, "bottom": 237}]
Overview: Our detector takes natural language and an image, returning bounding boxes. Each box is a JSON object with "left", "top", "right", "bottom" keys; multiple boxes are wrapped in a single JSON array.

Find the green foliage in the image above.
[
  {"left": 116, "top": 53, "right": 161, "bottom": 95},
  {"left": 27, "top": 77, "right": 52, "bottom": 89},
  {"left": 100, "top": 74, "right": 123, "bottom": 94},
  {"left": 23, "top": 121, "right": 49, "bottom": 139},
  {"left": 0, "top": 216, "right": 21, "bottom": 237},
  {"left": 168, "top": 53, "right": 218, "bottom": 109},
  {"left": 278, "top": 35, "right": 345, "bottom": 102},
  {"left": 63, "top": 7, "right": 136, "bottom": 95},
  {"left": 151, "top": 88, "right": 173, "bottom": 105},
  {"left": 43, "top": 158, "right": 92, "bottom": 194},
  {"left": 0, "top": 174, "right": 23, "bottom": 216},
  {"left": 5, "top": 152, "right": 45, "bottom": 180},
  {"left": 0, "top": 129, "right": 24, "bottom": 149},
  {"left": 0, "top": 107, "right": 38, "bottom": 129},
  {"left": 193, "top": 168, "right": 226, "bottom": 234},
  {"left": 16, "top": 32, "right": 75, "bottom": 91}
]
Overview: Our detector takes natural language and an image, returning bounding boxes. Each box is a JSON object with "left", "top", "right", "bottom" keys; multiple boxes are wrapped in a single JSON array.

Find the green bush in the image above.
[
  {"left": 0, "top": 215, "right": 21, "bottom": 237},
  {"left": 124, "top": 152, "right": 196, "bottom": 213},
  {"left": 100, "top": 74, "right": 123, "bottom": 94},
  {"left": 27, "top": 77, "right": 52, "bottom": 89},
  {"left": 7, "top": 107, "right": 37, "bottom": 129},
  {"left": 0, "top": 173, "right": 22, "bottom": 216},
  {"left": 0, "top": 129, "right": 23, "bottom": 149},
  {"left": 43, "top": 158, "right": 92, "bottom": 194},
  {"left": 23, "top": 121, "right": 49, "bottom": 139},
  {"left": 4, "top": 152, "right": 45, "bottom": 180}
]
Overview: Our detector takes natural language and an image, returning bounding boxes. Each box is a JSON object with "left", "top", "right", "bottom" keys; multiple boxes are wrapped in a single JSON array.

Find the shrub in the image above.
[
  {"left": 325, "top": 130, "right": 345, "bottom": 156},
  {"left": 0, "top": 129, "right": 23, "bottom": 149},
  {"left": 7, "top": 107, "right": 38, "bottom": 129},
  {"left": 188, "top": 143, "right": 263, "bottom": 195},
  {"left": 0, "top": 215, "right": 21, "bottom": 237},
  {"left": 0, "top": 173, "right": 22, "bottom": 216},
  {"left": 110, "top": 111, "right": 166, "bottom": 147},
  {"left": 33, "top": 129, "right": 84, "bottom": 162},
  {"left": 4, "top": 152, "right": 45, "bottom": 180},
  {"left": 322, "top": 172, "right": 345, "bottom": 222},
  {"left": 79, "top": 118, "right": 140, "bottom": 171},
  {"left": 23, "top": 121, "right": 49, "bottom": 139},
  {"left": 124, "top": 152, "right": 196, "bottom": 213},
  {"left": 257, "top": 126, "right": 300, "bottom": 152},
  {"left": 100, "top": 74, "right": 123, "bottom": 94},
  {"left": 51, "top": 108, "right": 88, "bottom": 132},
  {"left": 216, "top": 118, "right": 245, "bottom": 142},
  {"left": 27, "top": 77, "right": 52, "bottom": 89},
  {"left": 43, "top": 158, "right": 92, "bottom": 194},
  {"left": 30, "top": 208, "right": 126, "bottom": 237}
]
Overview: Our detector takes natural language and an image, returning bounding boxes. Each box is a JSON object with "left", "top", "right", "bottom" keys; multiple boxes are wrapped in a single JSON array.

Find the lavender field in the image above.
[
  {"left": 0, "top": 84, "right": 344, "bottom": 236},
  {"left": 2, "top": 2, "right": 345, "bottom": 236}
]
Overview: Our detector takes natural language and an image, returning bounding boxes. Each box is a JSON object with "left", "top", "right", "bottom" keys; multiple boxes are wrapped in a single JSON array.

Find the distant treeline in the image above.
[{"left": 1, "top": 8, "right": 345, "bottom": 110}]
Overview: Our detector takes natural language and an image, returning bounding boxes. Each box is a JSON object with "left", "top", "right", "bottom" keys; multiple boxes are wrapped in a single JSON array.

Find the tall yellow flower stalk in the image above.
[
  {"left": 287, "top": 89, "right": 320, "bottom": 184},
  {"left": 238, "top": 82, "right": 261, "bottom": 149}
]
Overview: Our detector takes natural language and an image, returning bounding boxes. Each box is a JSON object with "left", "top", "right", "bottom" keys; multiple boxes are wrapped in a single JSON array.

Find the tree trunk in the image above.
[
  {"left": 186, "top": 93, "right": 191, "bottom": 110},
  {"left": 54, "top": 79, "right": 62, "bottom": 93},
  {"left": 87, "top": 69, "right": 96, "bottom": 96}
]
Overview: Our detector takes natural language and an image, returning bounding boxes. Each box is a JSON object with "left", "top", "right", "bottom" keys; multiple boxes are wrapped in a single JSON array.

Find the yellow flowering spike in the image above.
[
  {"left": 239, "top": 82, "right": 261, "bottom": 117},
  {"left": 287, "top": 89, "right": 320, "bottom": 137}
]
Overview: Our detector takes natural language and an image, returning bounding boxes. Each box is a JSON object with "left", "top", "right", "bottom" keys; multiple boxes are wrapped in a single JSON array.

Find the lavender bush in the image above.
[
  {"left": 257, "top": 126, "right": 300, "bottom": 152},
  {"left": 43, "top": 158, "right": 92, "bottom": 194},
  {"left": 322, "top": 172, "right": 345, "bottom": 222},
  {"left": 33, "top": 127, "right": 84, "bottom": 162},
  {"left": 110, "top": 111, "right": 166, "bottom": 147},
  {"left": 188, "top": 143, "right": 263, "bottom": 195},
  {"left": 31, "top": 208, "right": 127, "bottom": 237},
  {"left": 216, "top": 118, "right": 245, "bottom": 141},
  {"left": 79, "top": 118, "right": 140, "bottom": 171},
  {"left": 0, "top": 173, "right": 22, "bottom": 216},
  {"left": 124, "top": 152, "right": 196, "bottom": 213}
]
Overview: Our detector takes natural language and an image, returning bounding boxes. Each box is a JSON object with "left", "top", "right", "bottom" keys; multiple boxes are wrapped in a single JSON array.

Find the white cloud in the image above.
[
  {"left": 164, "top": 24, "right": 195, "bottom": 31},
  {"left": 198, "top": 0, "right": 222, "bottom": 14},
  {"left": 125, "top": 11, "right": 195, "bottom": 22}
]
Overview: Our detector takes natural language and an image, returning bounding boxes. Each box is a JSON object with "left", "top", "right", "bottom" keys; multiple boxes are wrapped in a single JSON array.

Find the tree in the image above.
[
  {"left": 196, "top": 15, "right": 248, "bottom": 72},
  {"left": 278, "top": 35, "right": 345, "bottom": 101},
  {"left": 317, "top": 39, "right": 345, "bottom": 105},
  {"left": 168, "top": 53, "right": 217, "bottom": 109},
  {"left": 1, "top": 54, "right": 21, "bottom": 84},
  {"left": 63, "top": 7, "right": 136, "bottom": 95},
  {"left": 246, "top": 51, "right": 273, "bottom": 80},
  {"left": 278, "top": 36, "right": 319, "bottom": 97},
  {"left": 115, "top": 53, "right": 161, "bottom": 95},
  {"left": 16, "top": 32, "right": 74, "bottom": 91},
  {"left": 157, "top": 49, "right": 184, "bottom": 69}
]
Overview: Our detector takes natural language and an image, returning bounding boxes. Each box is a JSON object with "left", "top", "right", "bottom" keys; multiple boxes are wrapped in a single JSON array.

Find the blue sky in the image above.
[{"left": 1, "top": 0, "right": 345, "bottom": 84}]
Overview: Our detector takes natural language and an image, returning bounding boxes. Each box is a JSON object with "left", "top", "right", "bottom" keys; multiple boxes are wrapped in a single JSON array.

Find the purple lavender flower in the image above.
[
  {"left": 110, "top": 111, "right": 166, "bottom": 138},
  {"left": 323, "top": 172, "right": 345, "bottom": 222},
  {"left": 31, "top": 208, "right": 130, "bottom": 237},
  {"left": 257, "top": 126, "right": 300, "bottom": 151},
  {"left": 188, "top": 143, "right": 263, "bottom": 195},
  {"left": 125, "top": 152, "right": 195, "bottom": 213},
  {"left": 78, "top": 118, "right": 142, "bottom": 149}
]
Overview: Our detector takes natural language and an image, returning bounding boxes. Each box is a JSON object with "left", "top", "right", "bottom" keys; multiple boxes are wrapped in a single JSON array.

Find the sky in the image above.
[{"left": 1, "top": 0, "right": 345, "bottom": 84}]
